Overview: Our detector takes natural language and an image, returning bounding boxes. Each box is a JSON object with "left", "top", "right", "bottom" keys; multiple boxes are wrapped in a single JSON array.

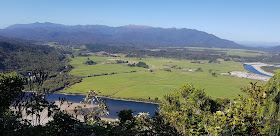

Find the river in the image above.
[
  {"left": 243, "top": 64, "right": 272, "bottom": 77},
  {"left": 44, "top": 93, "right": 159, "bottom": 119}
]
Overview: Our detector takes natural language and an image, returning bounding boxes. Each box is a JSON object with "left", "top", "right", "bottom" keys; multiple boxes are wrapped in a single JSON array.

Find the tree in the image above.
[
  {"left": 0, "top": 72, "right": 24, "bottom": 112},
  {"left": 160, "top": 83, "right": 220, "bottom": 135},
  {"left": 118, "top": 109, "right": 135, "bottom": 127},
  {"left": 258, "top": 73, "right": 280, "bottom": 134},
  {"left": 0, "top": 72, "right": 75, "bottom": 135},
  {"left": 75, "top": 90, "right": 109, "bottom": 123},
  {"left": 204, "top": 82, "right": 267, "bottom": 135},
  {"left": 45, "top": 112, "right": 80, "bottom": 136},
  {"left": 159, "top": 82, "right": 271, "bottom": 135},
  {"left": 196, "top": 67, "right": 202, "bottom": 72},
  {"left": 84, "top": 59, "right": 97, "bottom": 65},
  {"left": 211, "top": 72, "right": 216, "bottom": 76},
  {"left": 136, "top": 62, "right": 149, "bottom": 68}
]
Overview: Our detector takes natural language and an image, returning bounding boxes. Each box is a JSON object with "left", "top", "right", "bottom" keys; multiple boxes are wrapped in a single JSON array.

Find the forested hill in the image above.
[
  {"left": 0, "top": 22, "right": 245, "bottom": 49},
  {"left": 0, "top": 36, "right": 66, "bottom": 75},
  {"left": 267, "top": 45, "right": 280, "bottom": 53}
]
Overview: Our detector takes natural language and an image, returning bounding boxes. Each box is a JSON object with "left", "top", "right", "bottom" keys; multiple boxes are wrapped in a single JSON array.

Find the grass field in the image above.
[
  {"left": 69, "top": 56, "right": 145, "bottom": 76},
  {"left": 261, "top": 66, "right": 280, "bottom": 74},
  {"left": 183, "top": 47, "right": 268, "bottom": 57},
  {"left": 274, "top": 69, "right": 280, "bottom": 73},
  {"left": 63, "top": 56, "right": 266, "bottom": 101}
]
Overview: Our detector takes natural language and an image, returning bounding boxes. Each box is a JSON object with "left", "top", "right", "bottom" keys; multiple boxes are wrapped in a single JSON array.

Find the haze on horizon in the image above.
[{"left": 1, "top": 0, "right": 280, "bottom": 45}]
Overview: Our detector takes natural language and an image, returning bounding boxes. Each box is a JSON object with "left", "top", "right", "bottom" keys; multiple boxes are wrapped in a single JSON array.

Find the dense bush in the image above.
[
  {"left": 84, "top": 59, "right": 97, "bottom": 65},
  {"left": 0, "top": 40, "right": 66, "bottom": 76}
]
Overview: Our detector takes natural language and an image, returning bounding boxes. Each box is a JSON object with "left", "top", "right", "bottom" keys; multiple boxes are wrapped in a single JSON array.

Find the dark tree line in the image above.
[{"left": 85, "top": 44, "right": 223, "bottom": 61}]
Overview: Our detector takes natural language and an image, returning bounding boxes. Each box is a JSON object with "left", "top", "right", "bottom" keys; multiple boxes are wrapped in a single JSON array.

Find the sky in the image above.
[{"left": 0, "top": 0, "right": 279, "bottom": 43}]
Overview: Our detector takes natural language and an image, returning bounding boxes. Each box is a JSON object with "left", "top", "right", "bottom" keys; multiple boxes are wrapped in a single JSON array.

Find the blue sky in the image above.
[{"left": 0, "top": 0, "right": 279, "bottom": 43}]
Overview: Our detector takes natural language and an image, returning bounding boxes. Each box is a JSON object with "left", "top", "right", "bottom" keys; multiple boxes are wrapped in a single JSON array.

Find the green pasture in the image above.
[
  {"left": 183, "top": 47, "right": 268, "bottom": 57},
  {"left": 224, "top": 49, "right": 267, "bottom": 57},
  {"left": 132, "top": 57, "right": 246, "bottom": 74},
  {"left": 274, "top": 69, "right": 280, "bottom": 73},
  {"left": 261, "top": 66, "right": 280, "bottom": 74},
  {"left": 69, "top": 56, "right": 145, "bottom": 76},
  {"left": 64, "top": 56, "right": 266, "bottom": 100}
]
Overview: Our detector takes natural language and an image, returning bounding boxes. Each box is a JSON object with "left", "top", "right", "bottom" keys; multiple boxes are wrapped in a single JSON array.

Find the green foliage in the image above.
[
  {"left": 127, "top": 63, "right": 136, "bottom": 67},
  {"left": 204, "top": 82, "right": 267, "bottom": 135},
  {"left": 45, "top": 112, "right": 79, "bottom": 136},
  {"left": 25, "top": 68, "right": 49, "bottom": 91},
  {"left": 196, "top": 67, "right": 203, "bottom": 72},
  {"left": 70, "top": 54, "right": 75, "bottom": 58},
  {"left": 259, "top": 73, "right": 280, "bottom": 134},
  {"left": 127, "top": 61, "right": 149, "bottom": 68},
  {"left": 118, "top": 109, "right": 135, "bottom": 125},
  {"left": 84, "top": 59, "right": 97, "bottom": 65},
  {"left": 0, "top": 40, "right": 66, "bottom": 76},
  {"left": 42, "top": 73, "right": 81, "bottom": 92},
  {"left": 117, "top": 109, "right": 136, "bottom": 132},
  {"left": 160, "top": 83, "right": 220, "bottom": 135},
  {"left": 159, "top": 81, "right": 280, "bottom": 135},
  {"left": 211, "top": 72, "right": 216, "bottom": 76},
  {"left": 0, "top": 72, "right": 24, "bottom": 112},
  {"left": 136, "top": 61, "right": 149, "bottom": 68},
  {"left": 261, "top": 66, "right": 280, "bottom": 74},
  {"left": 4, "top": 71, "right": 280, "bottom": 135},
  {"left": 155, "top": 97, "right": 159, "bottom": 102},
  {"left": 116, "top": 60, "right": 128, "bottom": 64},
  {"left": 75, "top": 90, "right": 109, "bottom": 123},
  {"left": 0, "top": 72, "right": 65, "bottom": 135}
]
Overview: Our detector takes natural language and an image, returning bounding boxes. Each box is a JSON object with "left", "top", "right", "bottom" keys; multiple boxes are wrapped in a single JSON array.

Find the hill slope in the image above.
[
  {"left": 267, "top": 45, "right": 280, "bottom": 53},
  {"left": 0, "top": 22, "right": 244, "bottom": 49},
  {"left": 0, "top": 36, "right": 65, "bottom": 75}
]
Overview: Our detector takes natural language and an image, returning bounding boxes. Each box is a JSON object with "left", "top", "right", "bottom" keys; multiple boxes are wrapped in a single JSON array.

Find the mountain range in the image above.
[{"left": 0, "top": 22, "right": 245, "bottom": 49}]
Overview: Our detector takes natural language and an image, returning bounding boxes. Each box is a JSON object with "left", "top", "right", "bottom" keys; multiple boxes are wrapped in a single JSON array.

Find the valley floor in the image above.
[{"left": 62, "top": 56, "right": 267, "bottom": 101}]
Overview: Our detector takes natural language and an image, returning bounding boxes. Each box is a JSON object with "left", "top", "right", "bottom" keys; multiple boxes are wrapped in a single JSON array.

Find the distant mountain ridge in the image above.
[
  {"left": 0, "top": 22, "right": 245, "bottom": 49},
  {"left": 5, "top": 22, "right": 66, "bottom": 29}
]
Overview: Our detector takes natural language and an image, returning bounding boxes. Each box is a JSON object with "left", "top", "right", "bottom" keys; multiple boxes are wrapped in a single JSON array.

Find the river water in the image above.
[
  {"left": 45, "top": 93, "right": 159, "bottom": 118},
  {"left": 243, "top": 64, "right": 272, "bottom": 77}
]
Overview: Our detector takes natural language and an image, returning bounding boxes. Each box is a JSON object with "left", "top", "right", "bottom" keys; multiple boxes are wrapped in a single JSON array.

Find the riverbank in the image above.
[
  {"left": 55, "top": 91, "right": 161, "bottom": 105},
  {"left": 22, "top": 92, "right": 159, "bottom": 120},
  {"left": 18, "top": 101, "right": 117, "bottom": 125},
  {"left": 221, "top": 71, "right": 270, "bottom": 81},
  {"left": 23, "top": 90, "right": 160, "bottom": 104},
  {"left": 220, "top": 62, "right": 279, "bottom": 81},
  {"left": 244, "top": 62, "right": 275, "bottom": 77}
]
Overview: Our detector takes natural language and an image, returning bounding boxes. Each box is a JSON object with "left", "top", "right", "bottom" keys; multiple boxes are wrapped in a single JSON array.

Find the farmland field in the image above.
[
  {"left": 261, "top": 66, "right": 280, "bottom": 74},
  {"left": 63, "top": 55, "right": 266, "bottom": 101},
  {"left": 183, "top": 47, "right": 268, "bottom": 57},
  {"left": 69, "top": 56, "right": 146, "bottom": 76}
]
